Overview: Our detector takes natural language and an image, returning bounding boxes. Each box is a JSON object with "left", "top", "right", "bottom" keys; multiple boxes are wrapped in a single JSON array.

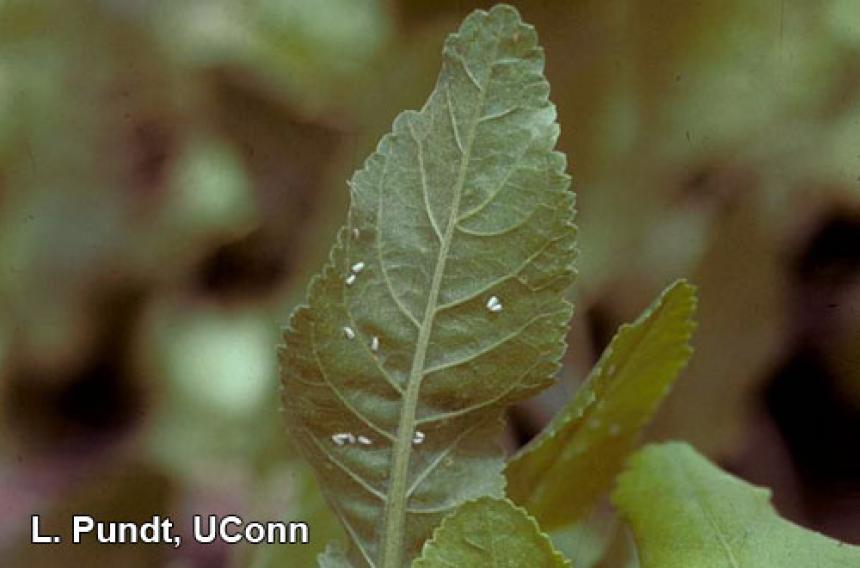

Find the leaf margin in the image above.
[
  {"left": 505, "top": 279, "right": 697, "bottom": 529},
  {"left": 412, "top": 496, "right": 572, "bottom": 568},
  {"left": 613, "top": 441, "right": 860, "bottom": 568}
]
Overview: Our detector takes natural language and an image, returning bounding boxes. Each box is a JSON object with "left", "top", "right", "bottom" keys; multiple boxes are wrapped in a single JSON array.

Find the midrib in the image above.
[{"left": 379, "top": 69, "right": 489, "bottom": 568}]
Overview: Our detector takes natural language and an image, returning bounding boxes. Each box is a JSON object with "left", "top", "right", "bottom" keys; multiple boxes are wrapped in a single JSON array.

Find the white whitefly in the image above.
[
  {"left": 370, "top": 336, "right": 380, "bottom": 352},
  {"left": 332, "top": 432, "right": 355, "bottom": 446},
  {"left": 345, "top": 273, "right": 357, "bottom": 286},
  {"left": 343, "top": 326, "right": 356, "bottom": 340},
  {"left": 352, "top": 227, "right": 360, "bottom": 239},
  {"left": 486, "top": 295, "right": 503, "bottom": 312},
  {"left": 357, "top": 435, "right": 372, "bottom": 446},
  {"left": 351, "top": 261, "right": 365, "bottom": 274},
  {"left": 412, "top": 431, "right": 425, "bottom": 445}
]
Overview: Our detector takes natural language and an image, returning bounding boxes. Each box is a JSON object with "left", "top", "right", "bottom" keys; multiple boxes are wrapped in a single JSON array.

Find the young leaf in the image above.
[
  {"left": 279, "top": 5, "right": 577, "bottom": 567},
  {"left": 505, "top": 280, "right": 696, "bottom": 530},
  {"left": 413, "top": 498, "right": 571, "bottom": 568},
  {"left": 613, "top": 442, "right": 860, "bottom": 567}
]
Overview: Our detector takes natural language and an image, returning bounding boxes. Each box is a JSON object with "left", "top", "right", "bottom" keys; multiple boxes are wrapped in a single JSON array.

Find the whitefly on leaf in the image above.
[{"left": 279, "top": 5, "right": 577, "bottom": 567}]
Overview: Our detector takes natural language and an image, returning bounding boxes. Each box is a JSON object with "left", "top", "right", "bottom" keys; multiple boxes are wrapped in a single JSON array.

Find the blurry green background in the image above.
[{"left": 1, "top": 1, "right": 858, "bottom": 566}]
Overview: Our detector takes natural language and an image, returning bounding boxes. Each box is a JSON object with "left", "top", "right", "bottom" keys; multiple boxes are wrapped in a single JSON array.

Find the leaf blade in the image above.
[
  {"left": 505, "top": 280, "right": 696, "bottom": 530},
  {"left": 279, "top": 5, "right": 577, "bottom": 566},
  {"left": 413, "top": 498, "right": 571, "bottom": 568},
  {"left": 613, "top": 442, "right": 860, "bottom": 567}
]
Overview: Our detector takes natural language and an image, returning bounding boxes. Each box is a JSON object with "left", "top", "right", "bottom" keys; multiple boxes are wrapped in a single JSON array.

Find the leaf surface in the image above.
[
  {"left": 318, "top": 542, "right": 353, "bottom": 568},
  {"left": 279, "top": 5, "right": 576, "bottom": 566},
  {"left": 413, "top": 498, "right": 571, "bottom": 568},
  {"left": 506, "top": 280, "right": 696, "bottom": 530},
  {"left": 613, "top": 442, "right": 860, "bottom": 567}
]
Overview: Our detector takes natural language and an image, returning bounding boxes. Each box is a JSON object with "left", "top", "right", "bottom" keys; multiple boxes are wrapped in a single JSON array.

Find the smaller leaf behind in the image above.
[
  {"left": 413, "top": 497, "right": 571, "bottom": 568},
  {"left": 613, "top": 442, "right": 860, "bottom": 567},
  {"left": 505, "top": 280, "right": 697, "bottom": 530}
]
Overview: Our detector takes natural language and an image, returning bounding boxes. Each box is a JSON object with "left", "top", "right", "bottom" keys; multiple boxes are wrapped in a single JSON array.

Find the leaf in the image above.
[
  {"left": 545, "top": 505, "right": 635, "bottom": 568},
  {"left": 505, "top": 280, "right": 696, "bottom": 530},
  {"left": 613, "top": 442, "right": 860, "bottom": 567},
  {"left": 278, "top": 5, "right": 577, "bottom": 567},
  {"left": 413, "top": 498, "right": 571, "bottom": 568},
  {"left": 318, "top": 542, "right": 353, "bottom": 568}
]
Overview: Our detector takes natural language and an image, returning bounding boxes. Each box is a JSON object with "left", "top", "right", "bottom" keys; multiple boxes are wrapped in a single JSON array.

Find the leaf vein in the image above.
[
  {"left": 456, "top": 146, "right": 532, "bottom": 222},
  {"left": 375, "top": 149, "right": 423, "bottom": 329},
  {"left": 303, "top": 427, "right": 388, "bottom": 503},
  {"left": 435, "top": 235, "right": 565, "bottom": 312},
  {"left": 379, "top": 32, "right": 498, "bottom": 567},
  {"left": 684, "top": 459, "right": 743, "bottom": 568},
  {"left": 408, "top": 119, "right": 443, "bottom": 242},
  {"left": 446, "top": 83, "right": 465, "bottom": 155},
  {"left": 416, "top": 359, "right": 544, "bottom": 426},
  {"left": 448, "top": 50, "right": 483, "bottom": 92},
  {"left": 332, "top": 501, "right": 378, "bottom": 568},
  {"left": 423, "top": 310, "right": 559, "bottom": 376},
  {"left": 312, "top": 325, "right": 397, "bottom": 442},
  {"left": 406, "top": 420, "right": 484, "bottom": 499},
  {"left": 342, "top": 308, "right": 405, "bottom": 397},
  {"left": 478, "top": 105, "right": 520, "bottom": 123},
  {"left": 454, "top": 190, "right": 539, "bottom": 238}
]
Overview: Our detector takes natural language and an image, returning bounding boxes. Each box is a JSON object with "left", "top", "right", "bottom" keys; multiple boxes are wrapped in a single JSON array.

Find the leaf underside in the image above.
[
  {"left": 413, "top": 498, "right": 571, "bottom": 568},
  {"left": 506, "top": 280, "right": 696, "bottom": 530},
  {"left": 279, "top": 5, "right": 576, "bottom": 567},
  {"left": 613, "top": 442, "right": 860, "bottom": 568}
]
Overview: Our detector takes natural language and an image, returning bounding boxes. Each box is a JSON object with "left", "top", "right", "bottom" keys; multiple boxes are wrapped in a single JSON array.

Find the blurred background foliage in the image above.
[{"left": 0, "top": 1, "right": 858, "bottom": 566}]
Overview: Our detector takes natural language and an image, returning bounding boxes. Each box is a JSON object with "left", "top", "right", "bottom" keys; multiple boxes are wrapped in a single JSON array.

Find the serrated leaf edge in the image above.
[{"left": 414, "top": 496, "right": 572, "bottom": 567}]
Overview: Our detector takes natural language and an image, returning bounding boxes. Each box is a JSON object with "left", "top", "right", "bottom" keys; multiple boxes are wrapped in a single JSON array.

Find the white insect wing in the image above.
[
  {"left": 332, "top": 432, "right": 355, "bottom": 446},
  {"left": 486, "top": 295, "right": 503, "bottom": 312}
]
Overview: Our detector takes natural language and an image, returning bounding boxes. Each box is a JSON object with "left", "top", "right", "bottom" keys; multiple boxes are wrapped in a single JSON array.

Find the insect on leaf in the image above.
[
  {"left": 278, "top": 4, "right": 577, "bottom": 567},
  {"left": 506, "top": 280, "right": 696, "bottom": 530},
  {"left": 613, "top": 442, "right": 860, "bottom": 568},
  {"left": 413, "top": 498, "right": 571, "bottom": 568}
]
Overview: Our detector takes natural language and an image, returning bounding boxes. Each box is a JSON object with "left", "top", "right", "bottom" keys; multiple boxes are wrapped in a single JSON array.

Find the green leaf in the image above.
[
  {"left": 413, "top": 498, "right": 571, "bottom": 568},
  {"left": 505, "top": 280, "right": 696, "bottom": 530},
  {"left": 613, "top": 442, "right": 860, "bottom": 567},
  {"left": 279, "top": 5, "right": 576, "bottom": 567}
]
